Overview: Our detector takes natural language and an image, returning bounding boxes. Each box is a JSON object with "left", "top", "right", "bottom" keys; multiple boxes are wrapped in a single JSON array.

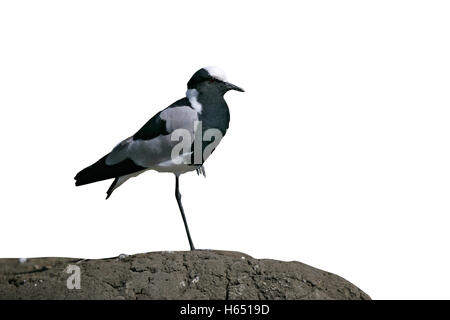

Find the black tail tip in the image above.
[{"left": 74, "top": 177, "right": 88, "bottom": 187}]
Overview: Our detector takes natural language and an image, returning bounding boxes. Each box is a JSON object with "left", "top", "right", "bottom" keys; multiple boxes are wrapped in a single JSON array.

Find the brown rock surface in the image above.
[{"left": 0, "top": 250, "right": 370, "bottom": 300}]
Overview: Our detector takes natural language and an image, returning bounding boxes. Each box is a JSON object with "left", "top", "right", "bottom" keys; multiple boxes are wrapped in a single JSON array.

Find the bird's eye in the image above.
[{"left": 208, "top": 78, "right": 216, "bottom": 83}]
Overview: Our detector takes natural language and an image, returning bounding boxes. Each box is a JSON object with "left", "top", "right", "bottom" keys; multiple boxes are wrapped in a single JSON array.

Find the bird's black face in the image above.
[
  {"left": 201, "top": 77, "right": 245, "bottom": 95},
  {"left": 187, "top": 67, "right": 244, "bottom": 95}
]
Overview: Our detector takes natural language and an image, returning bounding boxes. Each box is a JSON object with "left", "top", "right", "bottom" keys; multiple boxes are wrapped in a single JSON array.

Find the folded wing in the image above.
[{"left": 75, "top": 99, "right": 198, "bottom": 186}]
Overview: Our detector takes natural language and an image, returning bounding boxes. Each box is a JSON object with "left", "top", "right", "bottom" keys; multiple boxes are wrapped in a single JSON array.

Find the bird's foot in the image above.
[{"left": 196, "top": 166, "right": 206, "bottom": 177}]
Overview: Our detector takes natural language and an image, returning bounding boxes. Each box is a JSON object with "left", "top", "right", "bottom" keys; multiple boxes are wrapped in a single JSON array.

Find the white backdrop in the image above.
[{"left": 1, "top": 1, "right": 449, "bottom": 300}]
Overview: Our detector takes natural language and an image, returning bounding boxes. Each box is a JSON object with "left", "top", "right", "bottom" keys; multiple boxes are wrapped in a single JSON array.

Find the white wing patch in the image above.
[
  {"left": 105, "top": 137, "right": 133, "bottom": 165},
  {"left": 160, "top": 106, "right": 198, "bottom": 131},
  {"left": 105, "top": 106, "right": 199, "bottom": 170}
]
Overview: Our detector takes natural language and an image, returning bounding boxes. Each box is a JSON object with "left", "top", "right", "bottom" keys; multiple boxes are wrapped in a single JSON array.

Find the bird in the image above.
[{"left": 74, "top": 66, "right": 244, "bottom": 250}]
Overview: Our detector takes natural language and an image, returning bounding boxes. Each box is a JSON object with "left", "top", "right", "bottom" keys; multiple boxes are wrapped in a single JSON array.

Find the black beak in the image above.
[{"left": 224, "top": 82, "right": 245, "bottom": 92}]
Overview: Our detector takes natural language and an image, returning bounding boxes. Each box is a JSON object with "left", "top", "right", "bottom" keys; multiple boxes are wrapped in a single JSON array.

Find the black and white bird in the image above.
[{"left": 75, "top": 66, "right": 244, "bottom": 250}]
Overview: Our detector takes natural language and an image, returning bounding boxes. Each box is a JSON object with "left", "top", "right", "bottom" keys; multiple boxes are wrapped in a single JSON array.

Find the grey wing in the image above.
[{"left": 105, "top": 105, "right": 198, "bottom": 168}]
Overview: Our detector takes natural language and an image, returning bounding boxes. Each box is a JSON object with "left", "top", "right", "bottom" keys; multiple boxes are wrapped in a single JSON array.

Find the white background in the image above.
[{"left": 0, "top": 1, "right": 449, "bottom": 300}]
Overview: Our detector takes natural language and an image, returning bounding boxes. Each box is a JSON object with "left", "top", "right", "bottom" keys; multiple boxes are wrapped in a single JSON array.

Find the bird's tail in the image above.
[
  {"left": 75, "top": 155, "right": 146, "bottom": 187},
  {"left": 74, "top": 155, "right": 112, "bottom": 186}
]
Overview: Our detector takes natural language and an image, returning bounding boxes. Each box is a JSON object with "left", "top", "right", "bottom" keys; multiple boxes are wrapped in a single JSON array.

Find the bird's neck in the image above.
[
  {"left": 186, "top": 88, "right": 227, "bottom": 113},
  {"left": 187, "top": 89, "right": 230, "bottom": 134}
]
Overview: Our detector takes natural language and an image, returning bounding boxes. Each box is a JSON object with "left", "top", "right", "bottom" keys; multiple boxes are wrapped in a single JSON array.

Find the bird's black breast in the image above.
[
  {"left": 188, "top": 94, "right": 230, "bottom": 166},
  {"left": 197, "top": 95, "right": 230, "bottom": 136}
]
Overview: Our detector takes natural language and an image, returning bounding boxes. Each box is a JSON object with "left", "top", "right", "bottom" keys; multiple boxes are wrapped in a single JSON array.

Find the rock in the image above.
[{"left": 0, "top": 250, "right": 370, "bottom": 300}]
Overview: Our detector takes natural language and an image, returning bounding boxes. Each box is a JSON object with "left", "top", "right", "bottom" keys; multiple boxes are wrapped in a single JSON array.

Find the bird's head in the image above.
[{"left": 187, "top": 66, "right": 244, "bottom": 95}]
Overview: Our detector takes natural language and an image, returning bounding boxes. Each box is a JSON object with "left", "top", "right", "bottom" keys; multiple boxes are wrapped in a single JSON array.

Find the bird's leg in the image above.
[{"left": 175, "top": 175, "right": 196, "bottom": 250}]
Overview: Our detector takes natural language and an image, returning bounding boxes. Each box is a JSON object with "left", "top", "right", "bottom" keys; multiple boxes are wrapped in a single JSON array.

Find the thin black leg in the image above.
[{"left": 175, "top": 175, "right": 195, "bottom": 250}]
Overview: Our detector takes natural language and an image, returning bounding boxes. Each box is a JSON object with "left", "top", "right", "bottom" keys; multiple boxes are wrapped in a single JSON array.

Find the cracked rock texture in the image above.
[{"left": 0, "top": 250, "right": 370, "bottom": 300}]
